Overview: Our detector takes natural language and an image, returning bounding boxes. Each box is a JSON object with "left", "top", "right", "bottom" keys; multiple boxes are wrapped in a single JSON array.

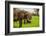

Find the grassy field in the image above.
[{"left": 13, "top": 16, "right": 39, "bottom": 28}]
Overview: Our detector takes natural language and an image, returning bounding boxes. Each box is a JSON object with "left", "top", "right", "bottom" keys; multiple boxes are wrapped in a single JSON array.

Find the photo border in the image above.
[{"left": 5, "top": 1, "right": 45, "bottom": 35}]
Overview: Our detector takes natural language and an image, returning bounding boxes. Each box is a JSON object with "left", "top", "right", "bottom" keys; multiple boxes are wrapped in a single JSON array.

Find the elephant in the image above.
[{"left": 13, "top": 10, "right": 32, "bottom": 24}]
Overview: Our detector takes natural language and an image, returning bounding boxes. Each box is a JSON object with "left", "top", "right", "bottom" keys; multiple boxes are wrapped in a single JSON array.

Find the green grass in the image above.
[{"left": 13, "top": 16, "right": 39, "bottom": 28}]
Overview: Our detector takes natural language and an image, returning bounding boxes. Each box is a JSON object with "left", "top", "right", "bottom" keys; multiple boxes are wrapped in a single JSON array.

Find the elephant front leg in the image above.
[
  {"left": 24, "top": 19, "right": 27, "bottom": 24},
  {"left": 27, "top": 18, "right": 32, "bottom": 23}
]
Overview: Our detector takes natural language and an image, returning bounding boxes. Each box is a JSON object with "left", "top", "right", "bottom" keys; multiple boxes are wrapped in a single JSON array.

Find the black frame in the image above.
[{"left": 5, "top": 1, "right": 45, "bottom": 35}]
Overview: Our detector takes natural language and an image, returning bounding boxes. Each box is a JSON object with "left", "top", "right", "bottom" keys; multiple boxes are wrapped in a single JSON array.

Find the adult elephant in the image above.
[
  {"left": 14, "top": 10, "right": 32, "bottom": 24},
  {"left": 14, "top": 10, "right": 32, "bottom": 28}
]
